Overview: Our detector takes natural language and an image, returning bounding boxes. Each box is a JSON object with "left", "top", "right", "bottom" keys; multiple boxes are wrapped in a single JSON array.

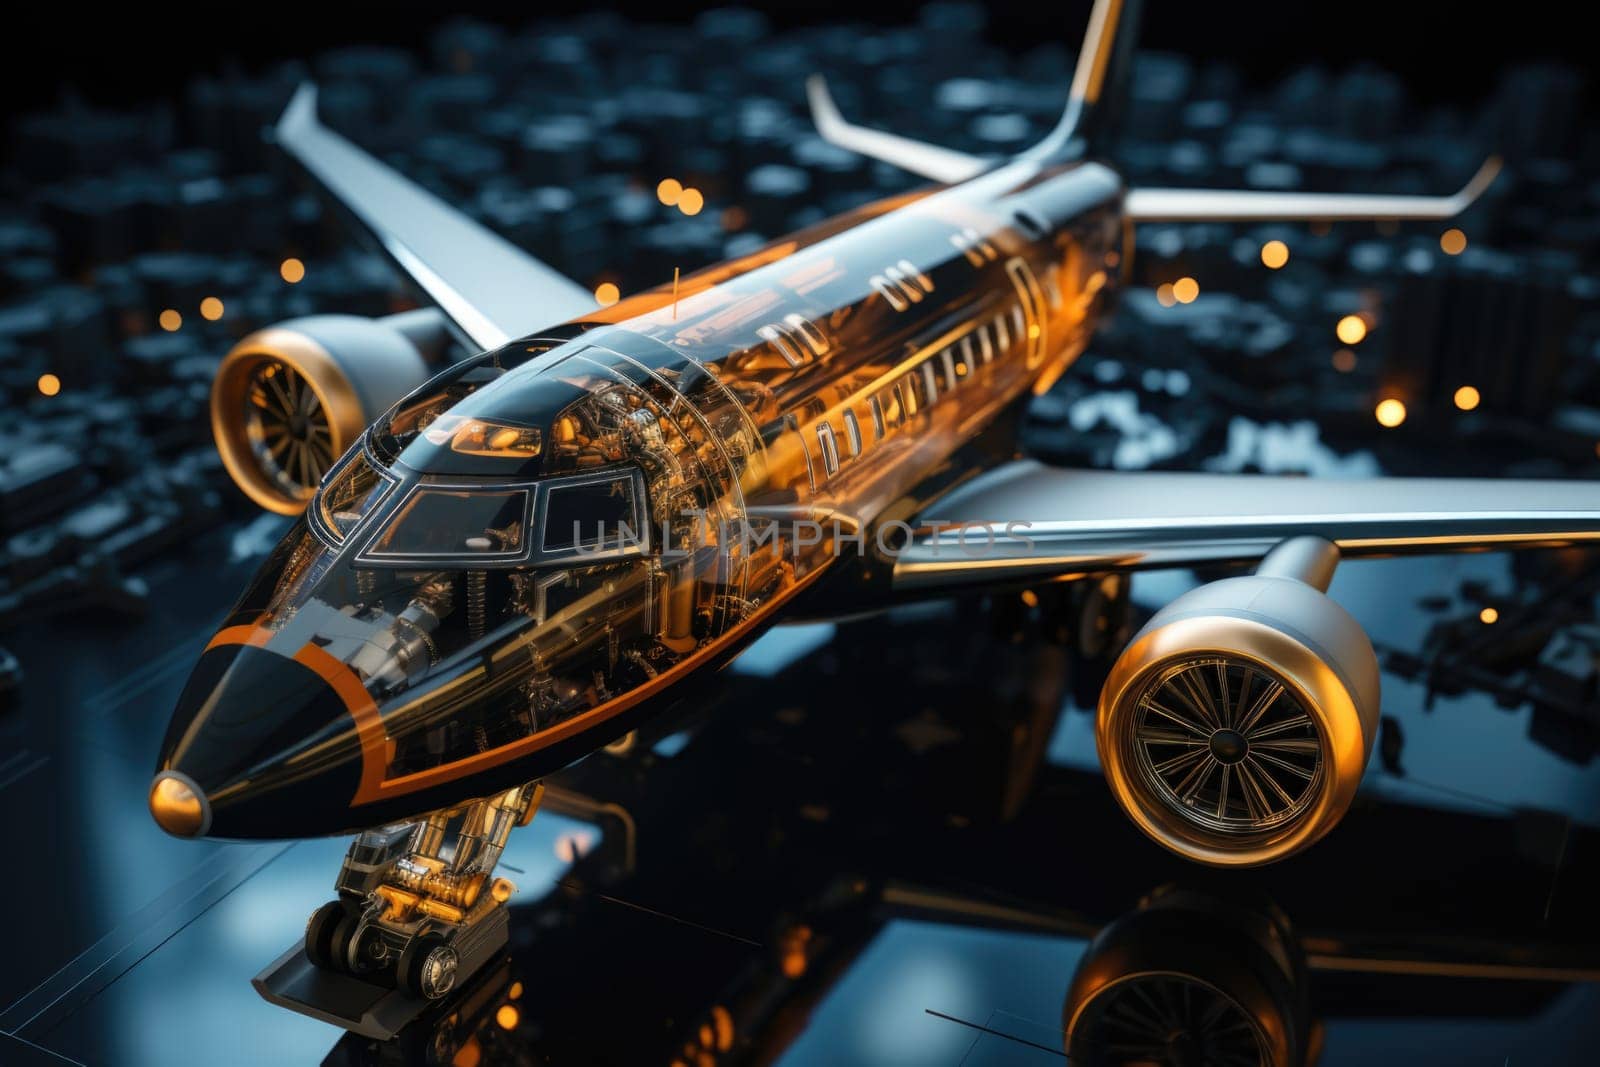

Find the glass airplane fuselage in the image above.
[{"left": 157, "top": 158, "right": 1126, "bottom": 837}]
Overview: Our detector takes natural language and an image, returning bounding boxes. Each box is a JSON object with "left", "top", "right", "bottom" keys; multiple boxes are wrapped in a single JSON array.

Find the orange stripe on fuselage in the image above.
[
  {"left": 293, "top": 642, "right": 388, "bottom": 805},
  {"left": 204, "top": 618, "right": 386, "bottom": 806},
  {"left": 204, "top": 621, "right": 273, "bottom": 651}
]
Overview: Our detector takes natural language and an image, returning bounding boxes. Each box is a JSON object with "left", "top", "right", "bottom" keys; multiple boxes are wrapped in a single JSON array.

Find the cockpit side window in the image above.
[
  {"left": 537, "top": 470, "right": 648, "bottom": 562},
  {"left": 312, "top": 445, "right": 398, "bottom": 545}
]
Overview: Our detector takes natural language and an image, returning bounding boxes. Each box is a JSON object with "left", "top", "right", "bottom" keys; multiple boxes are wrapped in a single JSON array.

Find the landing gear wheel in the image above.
[
  {"left": 303, "top": 901, "right": 345, "bottom": 970},
  {"left": 345, "top": 921, "right": 388, "bottom": 975},
  {"left": 398, "top": 934, "right": 459, "bottom": 1000},
  {"left": 329, "top": 912, "right": 362, "bottom": 974}
]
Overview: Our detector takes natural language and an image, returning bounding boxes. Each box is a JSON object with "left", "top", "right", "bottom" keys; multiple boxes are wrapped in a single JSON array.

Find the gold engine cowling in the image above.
[
  {"left": 1096, "top": 538, "right": 1380, "bottom": 867},
  {"left": 211, "top": 310, "right": 446, "bottom": 514}
]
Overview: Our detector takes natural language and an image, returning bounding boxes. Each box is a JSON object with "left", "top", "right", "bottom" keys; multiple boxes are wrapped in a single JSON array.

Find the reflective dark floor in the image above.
[{"left": 2, "top": 517, "right": 1598, "bottom": 1065}]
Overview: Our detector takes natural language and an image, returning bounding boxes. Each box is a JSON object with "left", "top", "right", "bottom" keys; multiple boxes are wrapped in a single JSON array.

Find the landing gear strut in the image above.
[{"left": 253, "top": 782, "right": 542, "bottom": 1037}]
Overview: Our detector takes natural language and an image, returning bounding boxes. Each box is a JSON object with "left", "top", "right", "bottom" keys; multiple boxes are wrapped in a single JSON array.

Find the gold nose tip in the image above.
[{"left": 149, "top": 773, "right": 208, "bottom": 837}]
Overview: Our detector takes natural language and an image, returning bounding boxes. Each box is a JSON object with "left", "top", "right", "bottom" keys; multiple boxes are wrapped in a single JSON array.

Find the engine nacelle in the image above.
[
  {"left": 1096, "top": 537, "right": 1379, "bottom": 866},
  {"left": 210, "top": 310, "right": 447, "bottom": 515}
]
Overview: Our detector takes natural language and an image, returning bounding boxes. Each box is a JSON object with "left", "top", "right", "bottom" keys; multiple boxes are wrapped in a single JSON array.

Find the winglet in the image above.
[
  {"left": 804, "top": 75, "right": 844, "bottom": 139},
  {"left": 1453, "top": 155, "right": 1503, "bottom": 212},
  {"left": 277, "top": 83, "right": 318, "bottom": 140}
]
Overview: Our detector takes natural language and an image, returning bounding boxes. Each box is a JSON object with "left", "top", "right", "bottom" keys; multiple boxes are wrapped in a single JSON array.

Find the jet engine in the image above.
[
  {"left": 210, "top": 309, "right": 450, "bottom": 514},
  {"left": 1096, "top": 537, "right": 1380, "bottom": 866}
]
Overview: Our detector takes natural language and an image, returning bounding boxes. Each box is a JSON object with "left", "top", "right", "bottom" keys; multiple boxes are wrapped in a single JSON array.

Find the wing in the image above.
[
  {"left": 892, "top": 460, "right": 1600, "bottom": 593},
  {"left": 1125, "top": 158, "right": 1502, "bottom": 223},
  {"left": 275, "top": 85, "right": 596, "bottom": 351}
]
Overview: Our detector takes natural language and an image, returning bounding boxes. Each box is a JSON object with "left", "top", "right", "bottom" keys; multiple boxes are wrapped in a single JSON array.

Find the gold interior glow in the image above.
[{"left": 423, "top": 413, "right": 543, "bottom": 458}]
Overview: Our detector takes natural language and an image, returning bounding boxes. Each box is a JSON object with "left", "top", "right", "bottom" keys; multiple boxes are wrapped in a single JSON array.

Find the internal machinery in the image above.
[
  {"left": 251, "top": 339, "right": 823, "bottom": 997},
  {"left": 1096, "top": 537, "right": 1380, "bottom": 866},
  {"left": 305, "top": 782, "right": 542, "bottom": 1000}
]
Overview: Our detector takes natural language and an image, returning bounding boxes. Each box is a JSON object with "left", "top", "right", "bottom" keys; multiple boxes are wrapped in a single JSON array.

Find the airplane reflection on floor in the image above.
[{"left": 3, "top": 530, "right": 1599, "bottom": 1066}]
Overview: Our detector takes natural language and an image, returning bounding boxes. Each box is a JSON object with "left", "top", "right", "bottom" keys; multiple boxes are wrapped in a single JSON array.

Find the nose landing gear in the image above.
[{"left": 253, "top": 782, "right": 542, "bottom": 1039}]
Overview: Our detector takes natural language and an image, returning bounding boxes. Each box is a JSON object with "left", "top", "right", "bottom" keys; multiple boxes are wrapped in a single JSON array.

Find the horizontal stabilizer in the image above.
[
  {"left": 1124, "top": 157, "right": 1502, "bottom": 223},
  {"left": 804, "top": 75, "right": 987, "bottom": 184}
]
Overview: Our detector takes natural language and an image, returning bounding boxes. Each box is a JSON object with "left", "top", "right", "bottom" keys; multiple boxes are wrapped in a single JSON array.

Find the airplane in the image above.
[{"left": 149, "top": 0, "right": 1600, "bottom": 1008}]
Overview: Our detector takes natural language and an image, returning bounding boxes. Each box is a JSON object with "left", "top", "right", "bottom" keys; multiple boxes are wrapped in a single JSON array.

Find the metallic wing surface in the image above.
[
  {"left": 274, "top": 85, "right": 595, "bottom": 351},
  {"left": 893, "top": 461, "right": 1600, "bottom": 592}
]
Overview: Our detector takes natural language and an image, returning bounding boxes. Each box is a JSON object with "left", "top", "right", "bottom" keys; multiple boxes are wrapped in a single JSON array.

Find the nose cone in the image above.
[
  {"left": 149, "top": 772, "right": 210, "bottom": 837},
  {"left": 155, "top": 636, "right": 367, "bottom": 839}
]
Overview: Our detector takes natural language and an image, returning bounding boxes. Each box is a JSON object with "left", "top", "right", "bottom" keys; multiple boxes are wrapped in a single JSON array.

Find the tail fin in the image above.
[
  {"left": 806, "top": 0, "right": 1141, "bottom": 183},
  {"left": 1029, "top": 0, "right": 1144, "bottom": 159}
]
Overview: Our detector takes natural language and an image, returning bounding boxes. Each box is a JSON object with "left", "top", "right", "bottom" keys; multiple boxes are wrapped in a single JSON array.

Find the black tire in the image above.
[
  {"left": 346, "top": 922, "right": 391, "bottom": 975},
  {"left": 329, "top": 912, "right": 362, "bottom": 974},
  {"left": 304, "top": 901, "right": 345, "bottom": 970},
  {"left": 397, "top": 934, "right": 459, "bottom": 1000}
]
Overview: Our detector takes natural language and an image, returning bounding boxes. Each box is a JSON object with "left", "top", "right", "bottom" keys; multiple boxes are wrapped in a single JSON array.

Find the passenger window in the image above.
[
  {"left": 883, "top": 384, "right": 905, "bottom": 428},
  {"left": 940, "top": 349, "right": 958, "bottom": 391},
  {"left": 816, "top": 422, "right": 841, "bottom": 475},
  {"left": 758, "top": 324, "right": 804, "bottom": 368},
  {"left": 842, "top": 410, "right": 863, "bottom": 456},
  {"left": 870, "top": 396, "right": 887, "bottom": 438}
]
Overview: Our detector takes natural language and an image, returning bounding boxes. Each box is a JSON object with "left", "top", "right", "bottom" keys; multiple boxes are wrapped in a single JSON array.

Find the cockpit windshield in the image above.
[
  {"left": 366, "top": 339, "right": 563, "bottom": 475},
  {"left": 362, "top": 485, "right": 531, "bottom": 563}
]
